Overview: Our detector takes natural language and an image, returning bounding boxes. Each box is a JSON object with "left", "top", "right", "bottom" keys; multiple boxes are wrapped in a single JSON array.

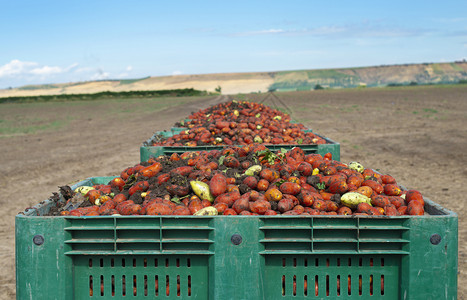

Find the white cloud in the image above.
[
  {"left": 0, "top": 59, "right": 38, "bottom": 77},
  {"left": 0, "top": 59, "right": 135, "bottom": 88},
  {"left": 0, "top": 59, "right": 79, "bottom": 78},
  {"left": 234, "top": 27, "right": 342, "bottom": 37},
  {"left": 116, "top": 66, "right": 134, "bottom": 78},
  {"left": 66, "top": 63, "right": 79, "bottom": 71},
  {"left": 30, "top": 65, "right": 63, "bottom": 75},
  {"left": 304, "top": 26, "right": 347, "bottom": 36},
  {"left": 245, "top": 29, "right": 285, "bottom": 35},
  {"left": 233, "top": 23, "right": 424, "bottom": 39},
  {"left": 233, "top": 29, "right": 285, "bottom": 37},
  {"left": 172, "top": 70, "right": 183, "bottom": 75},
  {"left": 254, "top": 49, "right": 326, "bottom": 57},
  {"left": 90, "top": 69, "right": 110, "bottom": 80},
  {"left": 75, "top": 67, "right": 94, "bottom": 73},
  {"left": 434, "top": 17, "right": 467, "bottom": 24}
]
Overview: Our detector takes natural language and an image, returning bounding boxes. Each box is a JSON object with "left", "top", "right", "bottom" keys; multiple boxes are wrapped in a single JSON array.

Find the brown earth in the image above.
[{"left": 1, "top": 85, "right": 465, "bottom": 298}]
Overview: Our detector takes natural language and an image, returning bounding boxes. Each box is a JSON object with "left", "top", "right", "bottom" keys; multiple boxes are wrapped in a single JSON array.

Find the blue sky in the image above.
[{"left": 1, "top": 0, "right": 466, "bottom": 88}]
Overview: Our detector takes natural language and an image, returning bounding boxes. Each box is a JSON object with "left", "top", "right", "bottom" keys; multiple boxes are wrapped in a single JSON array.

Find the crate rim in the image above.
[{"left": 143, "top": 132, "right": 338, "bottom": 148}]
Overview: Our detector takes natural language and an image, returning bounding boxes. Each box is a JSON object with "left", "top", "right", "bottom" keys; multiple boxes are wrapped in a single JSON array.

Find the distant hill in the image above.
[{"left": 1, "top": 61, "right": 466, "bottom": 98}]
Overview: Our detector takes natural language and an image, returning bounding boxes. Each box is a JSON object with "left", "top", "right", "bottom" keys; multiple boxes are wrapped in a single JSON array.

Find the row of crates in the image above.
[{"left": 16, "top": 116, "right": 458, "bottom": 299}]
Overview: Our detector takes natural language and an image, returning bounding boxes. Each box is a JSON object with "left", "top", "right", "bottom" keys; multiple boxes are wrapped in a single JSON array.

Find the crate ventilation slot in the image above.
[
  {"left": 64, "top": 217, "right": 214, "bottom": 255},
  {"left": 76, "top": 256, "right": 206, "bottom": 299},
  {"left": 88, "top": 274, "right": 192, "bottom": 297},
  {"left": 265, "top": 255, "right": 399, "bottom": 298},
  {"left": 259, "top": 217, "right": 409, "bottom": 254}
]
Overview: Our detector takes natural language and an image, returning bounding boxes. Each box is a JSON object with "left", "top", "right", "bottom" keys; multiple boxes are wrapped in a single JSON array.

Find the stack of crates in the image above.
[{"left": 16, "top": 108, "right": 458, "bottom": 299}]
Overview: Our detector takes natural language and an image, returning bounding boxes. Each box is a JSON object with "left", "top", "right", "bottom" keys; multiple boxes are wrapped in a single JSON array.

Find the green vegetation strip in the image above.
[{"left": 0, "top": 88, "right": 210, "bottom": 103}]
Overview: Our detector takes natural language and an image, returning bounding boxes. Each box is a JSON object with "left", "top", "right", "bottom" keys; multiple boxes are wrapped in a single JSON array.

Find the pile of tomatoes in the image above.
[
  {"left": 150, "top": 100, "right": 327, "bottom": 146},
  {"left": 61, "top": 145, "right": 425, "bottom": 217}
]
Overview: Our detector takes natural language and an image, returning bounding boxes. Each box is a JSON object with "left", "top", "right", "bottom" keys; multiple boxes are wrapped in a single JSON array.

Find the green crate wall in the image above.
[{"left": 140, "top": 134, "right": 340, "bottom": 162}]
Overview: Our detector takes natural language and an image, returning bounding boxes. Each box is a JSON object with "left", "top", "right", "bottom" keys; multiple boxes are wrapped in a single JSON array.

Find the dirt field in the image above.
[{"left": 1, "top": 85, "right": 465, "bottom": 298}]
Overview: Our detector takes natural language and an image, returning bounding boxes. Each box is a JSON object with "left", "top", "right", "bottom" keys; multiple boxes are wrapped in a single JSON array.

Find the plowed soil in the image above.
[{"left": 1, "top": 85, "right": 465, "bottom": 299}]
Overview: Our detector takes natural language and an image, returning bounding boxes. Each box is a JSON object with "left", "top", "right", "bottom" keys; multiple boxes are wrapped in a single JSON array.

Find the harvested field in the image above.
[{"left": 1, "top": 85, "right": 465, "bottom": 298}]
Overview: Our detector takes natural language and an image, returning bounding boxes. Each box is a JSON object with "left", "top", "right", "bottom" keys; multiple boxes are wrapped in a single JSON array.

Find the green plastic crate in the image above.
[
  {"left": 171, "top": 127, "right": 313, "bottom": 135},
  {"left": 171, "top": 127, "right": 189, "bottom": 135},
  {"left": 141, "top": 134, "right": 340, "bottom": 162},
  {"left": 171, "top": 119, "right": 311, "bottom": 135},
  {"left": 171, "top": 119, "right": 192, "bottom": 130},
  {"left": 142, "top": 131, "right": 173, "bottom": 147},
  {"left": 16, "top": 177, "right": 457, "bottom": 299}
]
